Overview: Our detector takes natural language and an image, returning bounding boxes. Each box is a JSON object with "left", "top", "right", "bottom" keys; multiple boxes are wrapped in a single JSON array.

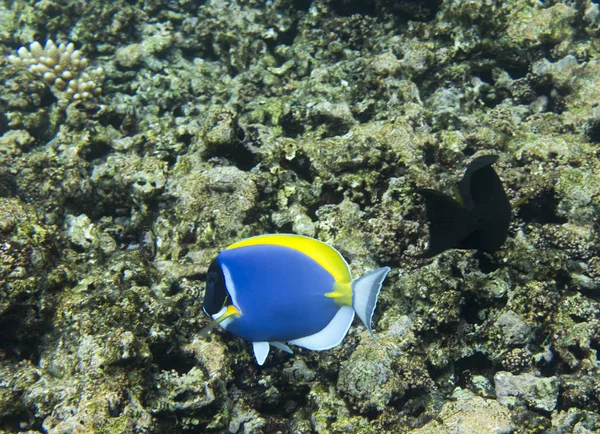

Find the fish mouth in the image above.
[
  {"left": 199, "top": 305, "right": 241, "bottom": 335},
  {"left": 214, "top": 304, "right": 241, "bottom": 319}
]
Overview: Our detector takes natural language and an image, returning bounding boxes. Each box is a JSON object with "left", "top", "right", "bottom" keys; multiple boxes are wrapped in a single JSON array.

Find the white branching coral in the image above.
[{"left": 7, "top": 39, "right": 105, "bottom": 102}]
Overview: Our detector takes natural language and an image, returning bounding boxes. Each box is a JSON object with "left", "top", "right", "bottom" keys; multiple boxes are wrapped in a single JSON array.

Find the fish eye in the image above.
[{"left": 202, "top": 258, "right": 229, "bottom": 316}]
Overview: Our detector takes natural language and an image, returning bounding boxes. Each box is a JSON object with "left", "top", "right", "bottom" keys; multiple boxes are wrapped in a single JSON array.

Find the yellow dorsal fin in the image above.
[{"left": 227, "top": 234, "right": 352, "bottom": 282}]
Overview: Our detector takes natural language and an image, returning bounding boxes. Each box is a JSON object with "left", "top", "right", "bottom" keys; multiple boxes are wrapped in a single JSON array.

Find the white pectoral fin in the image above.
[
  {"left": 253, "top": 341, "right": 293, "bottom": 365},
  {"left": 252, "top": 341, "right": 270, "bottom": 365},
  {"left": 289, "top": 306, "right": 355, "bottom": 350},
  {"left": 352, "top": 266, "right": 391, "bottom": 337},
  {"left": 271, "top": 341, "right": 293, "bottom": 354}
]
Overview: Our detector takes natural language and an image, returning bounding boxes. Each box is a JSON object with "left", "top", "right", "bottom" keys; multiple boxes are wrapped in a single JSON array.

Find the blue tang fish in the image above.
[{"left": 201, "top": 234, "right": 391, "bottom": 365}]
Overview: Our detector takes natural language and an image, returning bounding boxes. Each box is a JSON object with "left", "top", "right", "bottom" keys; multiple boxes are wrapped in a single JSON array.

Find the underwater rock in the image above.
[
  {"left": 0, "top": 129, "right": 34, "bottom": 156},
  {"left": 552, "top": 408, "right": 600, "bottom": 433},
  {"left": 494, "top": 310, "right": 532, "bottom": 345},
  {"left": 413, "top": 389, "right": 515, "bottom": 434},
  {"left": 228, "top": 404, "right": 266, "bottom": 434},
  {"left": 200, "top": 109, "right": 241, "bottom": 158},
  {"left": 506, "top": 3, "right": 576, "bottom": 49},
  {"left": 494, "top": 371, "right": 559, "bottom": 412},
  {"left": 337, "top": 342, "right": 400, "bottom": 412},
  {"left": 555, "top": 166, "right": 600, "bottom": 226},
  {"left": 336, "top": 333, "right": 432, "bottom": 415},
  {"left": 115, "top": 43, "right": 143, "bottom": 69},
  {"left": 64, "top": 213, "right": 116, "bottom": 254},
  {"left": 157, "top": 163, "right": 259, "bottom": 260},
  {"left": 91, "top": 154, "right": 167, "bottom": 204},
  {"left": 147, "top": 367, "right": 218, "bottom": 413},
  {"left": 0, "top": 197, "right": 57, "bottom": 344},
  {"left": 310, "top": 101, "right": 356, "bottom": 136},
  {"left": 469, "top": 375, "right": 495, "bottom": 398}
]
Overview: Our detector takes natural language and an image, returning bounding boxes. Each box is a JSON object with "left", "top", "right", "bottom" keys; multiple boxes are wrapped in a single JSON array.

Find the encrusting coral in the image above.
[{"left": 7, "top": 39, "right": 104, "bottom": 102}]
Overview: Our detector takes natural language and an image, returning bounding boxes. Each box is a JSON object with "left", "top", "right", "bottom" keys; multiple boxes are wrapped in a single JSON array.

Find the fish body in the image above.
[
  {"left": 417, "top": 155, "right": 511, "bottom": 258},
  {"left": 202, "top": 234, "right": 390, "bottom": 365}
]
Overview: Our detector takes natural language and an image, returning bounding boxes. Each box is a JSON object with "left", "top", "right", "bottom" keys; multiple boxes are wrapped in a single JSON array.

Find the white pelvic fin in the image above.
[
  {"left": 252, "top": 341, "right": 270, "bottom": 365},
  {"left": 271, "top": 341, "right": 293, "bottom": 354},
  {"left": 289, "top": 306, "right": 355, "bottom": 350},
  {"left": 352, "top": 267, "right": 391, "bottom": 337}
]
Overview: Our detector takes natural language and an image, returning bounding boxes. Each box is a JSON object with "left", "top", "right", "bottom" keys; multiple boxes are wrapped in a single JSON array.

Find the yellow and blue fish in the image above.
[{"left": 201, "top": 234, "right": 391, "bottom": 365}]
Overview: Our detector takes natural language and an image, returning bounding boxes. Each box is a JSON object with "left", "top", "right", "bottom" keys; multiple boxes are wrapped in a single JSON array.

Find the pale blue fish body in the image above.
[{"left": 202, "top": 234, "right": 390, "bottom": 365}]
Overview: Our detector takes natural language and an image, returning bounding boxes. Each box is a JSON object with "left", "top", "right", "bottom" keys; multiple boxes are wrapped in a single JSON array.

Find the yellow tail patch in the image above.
[{"left": 325, "top": 281, "right": 352, "bottom": 307}]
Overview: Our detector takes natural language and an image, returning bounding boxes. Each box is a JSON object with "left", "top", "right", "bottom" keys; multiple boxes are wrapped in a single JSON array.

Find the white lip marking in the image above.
[
  {"left": 212, "top": 305, "right": 238, "bottom": 330},
  {"left": 212, "top": 306, "right": 228, "bottom": 320}
]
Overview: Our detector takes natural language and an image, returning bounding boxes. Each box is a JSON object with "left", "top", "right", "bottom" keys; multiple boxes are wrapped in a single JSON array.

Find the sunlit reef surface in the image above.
[{"left": 1, "top": 0, "right": 600, "bottom": 432}]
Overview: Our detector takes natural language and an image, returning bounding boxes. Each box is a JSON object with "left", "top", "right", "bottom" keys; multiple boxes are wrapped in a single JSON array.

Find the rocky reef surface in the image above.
[{"left": 1, "top": 0, "right": 599, "bottom": 432}]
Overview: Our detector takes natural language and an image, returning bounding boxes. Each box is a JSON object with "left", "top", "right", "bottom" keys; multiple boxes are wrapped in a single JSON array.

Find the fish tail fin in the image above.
[
  {"left": 415, "top": 188, "right": 474, "bottom": 258},
  {"left": 351, "top": 267, "right": 391, "bottom": 337}
]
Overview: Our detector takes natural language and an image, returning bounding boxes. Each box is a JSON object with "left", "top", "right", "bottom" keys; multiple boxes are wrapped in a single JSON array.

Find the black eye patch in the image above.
[{"left": 202, "top": 258, "right": 229, "bottom": 316}]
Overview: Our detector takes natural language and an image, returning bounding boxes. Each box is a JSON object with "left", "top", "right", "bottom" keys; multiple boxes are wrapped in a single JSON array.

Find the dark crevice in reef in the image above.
[
  {"left": 293, "top": 0, "right": 312, "bottom": 12},
  {"left": 585, "top": 117, "right": 600, "bottom": 143},
  {"left": 423, "top": 144, "right": 437, "bottom": 166},
  {"left": 280, "top": 152, "right": 315, "bottom": 183},
  {"left": 280, "top": 104, "right": 306, "bottom": 138},
  {"left": 517, "top": 189, "right": 567, "bottom": 224},
  {"left": 461, "top": 291, "right": 507, "bottom": 325},
  {"left": 0, "top": 171, "right": 17, "bottom": 198},
  {"left": 83, "top": 137, "right": 112, "bottom": 162},
  {"left": 477, "top": 252, "right": 502, "bottom": 274},
  {"left": 0, "top": 334, "right": 44, "bottom": 365},
  {"left": 455, "top": 352, "right": 495, "bottom": 386},
  {"left": 0, "top": 108, "right": 8, "bottom": 137},
  {"left": 391, "top": 388, "right": 436, "bottom": 427},
  {"left": 590, "top": 339, "right": 600, "bottom": 361},
  {"left": 305, "top": 183, "right": 345, "bottom": 218},
  {"left": 554, "top": 269, "right": 571, "bottom": 292},
  {"left": 0, "top": 298, "right": 56, "bottom": 365},
  {"left": 229, "top": 145, "right": 258, "bottom": 171},
  {"left": 328, "top": 0, "right": 442, "bottom": 21},
  {"left": 150, "top": 341, "right": 195, "bottom": 375},
  {"left": 0, "top": 412, "right": 44, "bottom": 434},
  {"left": 265, "top": 18, "right": 300, "bottom": 50},
  {"left": 329, "top": 0, "right": 377, "bottom": 17}
]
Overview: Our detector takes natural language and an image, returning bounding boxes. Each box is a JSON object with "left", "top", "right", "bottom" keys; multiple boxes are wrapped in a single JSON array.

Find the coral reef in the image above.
[
  {"left": 8, "top": 39, "right": 104, "bottom": 102},
  {"left": 1, "top": 0, "right": 600, "bottom": 432}
]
